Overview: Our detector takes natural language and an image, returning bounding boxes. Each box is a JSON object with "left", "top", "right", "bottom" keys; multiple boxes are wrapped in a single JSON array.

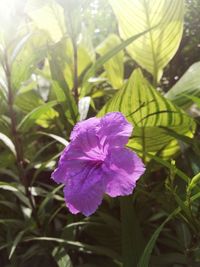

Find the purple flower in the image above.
[{"left": 51, "top": 112, "right": 145, "bottom": 216}]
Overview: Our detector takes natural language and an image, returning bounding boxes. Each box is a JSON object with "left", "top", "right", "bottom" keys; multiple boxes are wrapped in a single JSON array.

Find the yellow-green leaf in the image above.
[
  {"left": 99, "top": 69, "right": 194, "bottom": 160},
  {"left": 109, "top": 0, "right": 184, "bottom": 82}
]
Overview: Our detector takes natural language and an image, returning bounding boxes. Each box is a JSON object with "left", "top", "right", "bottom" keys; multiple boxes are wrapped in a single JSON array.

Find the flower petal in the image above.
[
  {"left": 64, "top": 166, "right": 105, "bottom": 216},
  {"left": 51, "top": 146, "right": 70, "bottom": 184},
  {"left": 98, "top": 112, "right": 133, "bottom": 148},
  {"left": 103, "top": 148, "right": 145, "bottom": 197},
  {"left": 52, "top": 129, "right": 104, "bottom": 184},
  {"left": 70, "top": 117, "right": 100, "bottom": 140}
]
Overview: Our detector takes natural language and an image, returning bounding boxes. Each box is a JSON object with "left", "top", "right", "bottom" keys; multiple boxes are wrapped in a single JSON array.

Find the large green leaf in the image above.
[
  {"left": 99, "top": 69, "right": 194, "bottom": 160},
  {"left": 109, "top": 0, "right": 184, "bottom": 82},
  {"left": 96, "top": 34, "right": 124, "bottom": 89},
  {"left": 166, "top": 62, "right": 200, "bottom": 109}
]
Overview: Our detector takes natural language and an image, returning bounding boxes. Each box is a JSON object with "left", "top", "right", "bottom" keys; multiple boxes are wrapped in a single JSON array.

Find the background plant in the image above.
[{"left": 0, "top": 0, "right": 200, "bottom": 266}]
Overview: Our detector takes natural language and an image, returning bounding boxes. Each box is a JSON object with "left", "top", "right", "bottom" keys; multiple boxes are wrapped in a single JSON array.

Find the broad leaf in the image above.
[
  {"left": 166, "top": 62, "right": 200, "bottom": 108},
  {"left": 109, "top": 0, "right": 184, "bottom": 82},
  {"left": 99, "top": 69, "right": 195, "bottom": 160}
]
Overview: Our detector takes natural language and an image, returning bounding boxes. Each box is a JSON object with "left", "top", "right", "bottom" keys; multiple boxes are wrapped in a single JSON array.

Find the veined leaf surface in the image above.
[
  {"left": 109, "top": 0, "right": 184, "bottom": 82},
  {"left": 99, "top": 69, "right": 194, "bottom": 160}
]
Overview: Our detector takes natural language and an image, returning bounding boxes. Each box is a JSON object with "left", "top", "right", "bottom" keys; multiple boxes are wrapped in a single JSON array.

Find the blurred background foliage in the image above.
[{"left": 0, "top": 0, "right": 200, "bottom": 266}]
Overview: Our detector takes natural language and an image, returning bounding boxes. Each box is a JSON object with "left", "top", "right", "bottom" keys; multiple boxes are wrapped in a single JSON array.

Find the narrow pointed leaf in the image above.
[
  {"left": 96, "top": 34, "right": 124, "bottom": 89},
  {"left": 0, "top": 133, "right": 16, "bottom": 157}
]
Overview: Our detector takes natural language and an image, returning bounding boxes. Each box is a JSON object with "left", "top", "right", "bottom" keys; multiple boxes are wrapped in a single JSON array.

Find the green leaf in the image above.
[
  {"left": 18, "top": 100, "right": 58, "bottom": 132},
  {"left": 120, "top": 196, "right": 145, "bottom": 267},
  {"left": 184, "top": 95, "right": 200, "bottom": 109},
  {"left": 36, "top": 107, "right": 59, "bottom": 128},
  {"left": 145, "top": 152, "right": 189, "bottom": 183},
  {"left": 15, "top": 91, "right": 44, "bottom": 113},
  {"left": 81, "top": 28, "right": 153, "bottom": 96},
  {"left": 38, "top": 185, "right": 64, "bottom": 217},
  {"left": 137, "top": 208, "right": 179, "bottom": 267},
  {"left": 9, "top": 230, "right": 26, "bottom": 259},
  {"left": 166, "top": 62, "right": 200, "bottom": 108},
  {"left": 109, "top": 0, "right": 184, "bottom": 82},
  {"left": 25, "top": 0, "right": 66, "bottom": 43},
  {"left": 25, "top": 237, "right": 121, "bottom": 260},
  {"left": 0, "top": 182, "right": 18, "bottom": 192},
  {"left": 99, "top": 69, "right": 194, "bottom": 160},
  {"left": 11, "top": 31, "right": 48, "bottom": 90},
  {"left": 49, "top": 48, "right": 78, "bottom": 125},
  {"left": 96, "top": 34, "right": 124, "bottom": 89},
  {"left": 187, "top": 172, "right": 200, "bottom": 193},
  {"left": 38, "top": 131, "right": 69, "bottom": 146},
  {"left": 0, "top": 133, "right": 16, "bottom": 157},
  {"left": 10, "top": 33, "right": 32, "bottom": 63},
  {"left": 138, "top": 191, "right": 200, "bottom": 267},
  {"left": 52, "top": 247, "right": 73, "bottom": 267}
]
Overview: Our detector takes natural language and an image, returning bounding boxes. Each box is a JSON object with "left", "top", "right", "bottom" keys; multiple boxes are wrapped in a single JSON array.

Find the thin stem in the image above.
[
  {"left": 4, "top": 51, "right": 40, "bottom": 228},
  {"left": 72, "top": 38, "right": 79, "bottom": 103},
  {"left": 66, "top": 7, "right": 79, "bottom": 103}
]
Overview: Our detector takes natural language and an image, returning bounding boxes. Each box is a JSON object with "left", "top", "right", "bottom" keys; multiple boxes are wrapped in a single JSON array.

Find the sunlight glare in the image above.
[{"left": 0, "top": 0, "right": 21, "bottom": 22}]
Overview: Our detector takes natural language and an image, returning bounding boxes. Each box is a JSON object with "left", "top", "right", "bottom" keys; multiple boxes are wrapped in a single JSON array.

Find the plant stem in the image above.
[
  {"left": 72, "top": 38, "right": 79, "bottom": 103},
  {"left": 67, "top": 7, "right": 79, "bottom": 103},
  {"left": 4, "top": 51, "right": 40, "bottom": 228}
]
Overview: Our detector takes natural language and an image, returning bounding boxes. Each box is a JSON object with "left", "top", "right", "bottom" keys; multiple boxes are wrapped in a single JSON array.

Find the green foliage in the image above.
[
  {"left": 166, "top": 62, "right": 200, "bottom": 108},
  {"left": 109, "top": 0, "right": 184, "bottom": 83},
  {"left": 0, "top": 0, "right": 200, "bottom": 267},
  {"left": 96, "top": 34, "right": 124, "bottom": 89},
  {"left": 99, "top": 69, "right": 195, "bottom": 160}
]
